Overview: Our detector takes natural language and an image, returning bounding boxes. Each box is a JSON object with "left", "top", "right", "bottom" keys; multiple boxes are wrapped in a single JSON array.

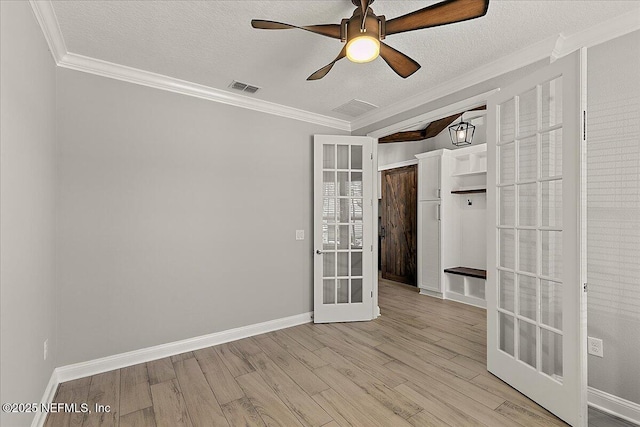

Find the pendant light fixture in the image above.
[{"left": 448, "top": 116, "right": 475, "bottom": 147}]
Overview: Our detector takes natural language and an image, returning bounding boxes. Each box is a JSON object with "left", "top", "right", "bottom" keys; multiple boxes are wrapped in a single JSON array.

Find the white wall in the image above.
[
  {"left": 377, "top": 139, "right": 430, "bottom": 168},
  {"left": 55, "top": 68, "right": 347, "bottom": 366},
  {"left": 587, "top": 30, "right": 640, "bottom": 406},
  {"left": 0, "top": 2, "right": 58, "bottom": 426}
]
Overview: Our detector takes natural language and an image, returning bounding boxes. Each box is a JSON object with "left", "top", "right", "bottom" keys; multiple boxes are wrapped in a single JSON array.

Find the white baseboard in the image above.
[
  {"left": 589, "top": 387, "right": 640, "bottom": 426},
  {"left": 32, "top": 311, "right": 312, "bottom": 425},
  {"left": 30, "top": 370, "right": 59, "bottom": 427},
  {"left": 55, "top": 311, "right": 312, "bottom": 383},
  {"left": 31, "top": 311, "right": 312, "bottom": 426}
]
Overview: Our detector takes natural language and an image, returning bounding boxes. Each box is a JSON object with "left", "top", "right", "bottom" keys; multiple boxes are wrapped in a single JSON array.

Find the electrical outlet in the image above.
[
  {"left": 588, "top": 337, "right": 603, "bottom": 357},
  {"left": 44, "top": 339, "right": 48, "bottom": 361},
  {"left": 296, "top": 230, "right": 304, "bottom": 240}
]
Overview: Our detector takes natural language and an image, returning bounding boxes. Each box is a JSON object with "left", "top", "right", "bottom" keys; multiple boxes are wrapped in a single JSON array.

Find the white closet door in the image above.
[
  {"left": 487, "top": 50, "right": 587, "bottom": 426},
  {"left": 418, "top": 200, "right": 440, "bottom": 293}
]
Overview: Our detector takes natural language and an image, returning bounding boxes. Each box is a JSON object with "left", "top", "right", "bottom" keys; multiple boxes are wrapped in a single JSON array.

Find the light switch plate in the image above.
[{"left": 296, "top": 230, "right": 304, "bottom": 240}]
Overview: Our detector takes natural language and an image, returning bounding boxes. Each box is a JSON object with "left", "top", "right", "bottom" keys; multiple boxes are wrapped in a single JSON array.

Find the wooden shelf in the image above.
[
  {"left": 444, "top": 267, "right": 487, "bottom": 280},
  {"left": 451, "top": 188, "right": 486, "bottom": 194}
]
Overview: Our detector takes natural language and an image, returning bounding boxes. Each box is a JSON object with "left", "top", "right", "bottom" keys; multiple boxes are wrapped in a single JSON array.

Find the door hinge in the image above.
[
  {"left": 370, "top": 244, "right": 373, "bottom": 252},
  {"left": 371, "top": 152, "right": 373, "bottom": 160},
  {"left": 583, "top": 110, "right": 587, "bottom": 141},
  {"left": 371, "top": 291, "right": 373, "bottom": 298},
  {"left": 583, "top": 283, "right": 588, "bottom": 292}
]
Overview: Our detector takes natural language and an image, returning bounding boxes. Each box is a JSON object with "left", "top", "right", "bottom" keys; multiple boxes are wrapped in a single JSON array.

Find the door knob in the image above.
[{"left": 316, "top": 249, "right": 323, "bottom": 255}]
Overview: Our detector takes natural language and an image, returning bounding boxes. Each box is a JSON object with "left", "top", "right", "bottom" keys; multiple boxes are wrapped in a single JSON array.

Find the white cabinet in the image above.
[
  {"left": 418, "top": 201, "right": 441, "bottom": 295},
  {"left": 418, "top": 154, "right": 441, "bottom": 201},
  {"left": 416, "top": 144, "right": 488, "bottom": 306}
]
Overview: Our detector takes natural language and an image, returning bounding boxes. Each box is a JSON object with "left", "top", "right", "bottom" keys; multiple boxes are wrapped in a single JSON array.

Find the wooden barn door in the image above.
[{"left": 380, "top": 165, "right": 417, "bottom": 286}]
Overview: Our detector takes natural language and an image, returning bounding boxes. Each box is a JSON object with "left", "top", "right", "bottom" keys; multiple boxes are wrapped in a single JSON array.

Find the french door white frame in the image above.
[{"left": 486, "top": 49, "right": 588, "bottom": 426}]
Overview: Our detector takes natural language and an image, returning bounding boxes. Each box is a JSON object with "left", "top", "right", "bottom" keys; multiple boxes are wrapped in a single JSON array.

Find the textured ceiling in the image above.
[{"left": 51, "top": 1, "right": 639, "bottom": 121}]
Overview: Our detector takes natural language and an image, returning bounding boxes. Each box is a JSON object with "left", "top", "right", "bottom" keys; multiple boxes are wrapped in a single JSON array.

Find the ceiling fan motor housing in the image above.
[{"left": 341, "top": 8, "right": 386, "bottom": 43}]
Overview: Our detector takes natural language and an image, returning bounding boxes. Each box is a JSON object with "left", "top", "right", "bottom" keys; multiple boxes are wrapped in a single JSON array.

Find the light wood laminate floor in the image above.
[{"left": 45, "top": 278, "right": 572, "bottom": 427}]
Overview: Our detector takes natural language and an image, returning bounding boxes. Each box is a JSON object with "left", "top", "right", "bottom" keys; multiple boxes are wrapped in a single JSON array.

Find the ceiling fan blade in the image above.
[
  {"left": 379, "top": 42, "right": 421, "bottom": 78},
  {"left": 251, "top": 20, "right": 342, "bottom": 39},
  {"left": 307, "top": 47, "right": 347, "bottom": 81},
  {"left": 385, "top": 0, "right": 489, "bottom": 36}
]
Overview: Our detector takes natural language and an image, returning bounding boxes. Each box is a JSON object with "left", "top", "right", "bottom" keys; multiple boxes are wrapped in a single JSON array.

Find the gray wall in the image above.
[
  {"left": 1, "top": 2, "right": 58, "bottom": 426},
  {"left": 55, "top": 69, "right": 347, "bottom": 366},
  {"left": 587, "top": 30, "right": 640, "bottom": 405}
]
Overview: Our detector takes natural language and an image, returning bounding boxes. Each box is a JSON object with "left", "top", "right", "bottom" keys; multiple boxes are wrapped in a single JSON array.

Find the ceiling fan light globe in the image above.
[{"left": 346, "top": 35, "right": 380, "bottom": 63}]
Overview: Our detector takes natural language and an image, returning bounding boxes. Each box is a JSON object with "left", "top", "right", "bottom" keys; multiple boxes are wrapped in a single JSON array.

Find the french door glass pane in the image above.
[
  {"left": 500, "top": 186, "right": 516, "bottom": 226},
  {"left": 337, "top": 145, "right": 349, "bottom": 169},
  {"left": 519, "top": 230, "right": 537, "bottom": 274},
  {"left": 351, "top": 145, "right": 363, "bottom": 169},
  {"left": 541, "top": 231, "right": 563, "bottom": 279},
  {"left": 500, "top": 229, "right": 516, "bottom": 269},
  {"left": 350, "top": 199, "right": 363, "bottom": 221},
  {"left": 519, "top": 183, "right": 537, "bottom": 227},
  {"left": 323, "top": 252, "right": 335, "bottom": 277},
  {"left": 541, "top": 279, "right": 562, "bottom": 329},
  {"left": 323, "top": 145, "right": 335, "bottom": 169},
  {"left": 337, "top": 252, "right": 349, "bottom": 276},
  {"left": 351, "top": 224, "right": 363, "bottom": 249},
  {"left": 323, "top": 198, "right": 335, "bottom": 223},
  {"left": 351, "top": 172, "right": 363, "bottom": 196},
  {"left": 323, "top": 279, "right": 335, "bottom": 304},
  {"left": 338, "top": 225, "right": 349, "bottom": 250},
  {"left": 351, "top": 252, "right": 363, "bottom": 276},
  {"left": 541, "top": 329, "right": 563, "bottom": 379},
  {"left": 518, "top": 136, "right": 538, "bottom": 181},
  {"left": 500, "top": 98, "right": 516, "bottom": 142},
  {"left": 499, "top": 270, "right": 515, "bottom": 312},
  {"left": 500, "top": 143, "right": 516, "bottom": 183},
  {"left": 323, "top": 225, "right": 336, "bottom": 250},
  {"left": 518, "top": 88, "right": 538, "bottom": 137},
  {"left": 338, "top": 172, "right": 349, "bottom": 196},
  {"left": 500, "top": 312, "right": 515, "bottom": 356},
  {"left": 323, "top": 172, "right": 336, "bottom": 196},
  {"left": 542, "top": 180, "right": 563, "bottom": 227},
  {"left": 351, "top": 279, "right": 363, "bottom": 303},
  {"left": 519, "top": 320, "right": 537, "bottom": 368},
  {"left": 541, "top": 77, "right": 563, "bottom": 129},
  {"left": 541, "top": 129, "right": 563, "bottom": 178},
  {"left": 337, "top": 279, "right": 349, "bottom": 303},
  {"left": 518, "top": 275, "right": 538, "bottom": 321},
  {"left": 337, "top": 199, "right": 350, "bottom": 223}
]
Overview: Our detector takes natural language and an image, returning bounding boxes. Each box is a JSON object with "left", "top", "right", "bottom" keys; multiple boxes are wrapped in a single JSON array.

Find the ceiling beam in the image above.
[{"left": 379, "top": 105, "right": 486, "bottom": 144}]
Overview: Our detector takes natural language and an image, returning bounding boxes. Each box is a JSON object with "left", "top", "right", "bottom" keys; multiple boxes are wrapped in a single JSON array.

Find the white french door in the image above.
[
  {"left": 487, "top": 51, "right": 587, "bottom": 426},
  {"left": 313, "top": 135, "right": 375, "bottom": 323}
]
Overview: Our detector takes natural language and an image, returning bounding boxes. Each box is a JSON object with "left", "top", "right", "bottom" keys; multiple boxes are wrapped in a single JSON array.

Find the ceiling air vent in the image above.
[
  {"left": 332, "top": 99, "right": 378, "bottom": 118},
  {"left": 229, "top": 80, "right": 261, "bottom": 94}
]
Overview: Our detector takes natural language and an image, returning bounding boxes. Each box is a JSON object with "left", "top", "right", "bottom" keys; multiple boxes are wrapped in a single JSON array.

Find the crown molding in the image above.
[
  {"left": 28, "top": 1, "right": 350, "bottom": 132},
  {"left": 29, "top": 0, "right": 67, "bottom": 63},
  {"left": 351, "top": 34, "right": 558, "bottom": 132},
  {"left": 58, "top": 53, "right": 351, "bottom": 131}
]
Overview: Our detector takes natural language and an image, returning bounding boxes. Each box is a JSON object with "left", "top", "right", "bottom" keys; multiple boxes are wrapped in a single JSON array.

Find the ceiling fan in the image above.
[{"left": 251, "top": 0, "right": 490, "bottom": 80}]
